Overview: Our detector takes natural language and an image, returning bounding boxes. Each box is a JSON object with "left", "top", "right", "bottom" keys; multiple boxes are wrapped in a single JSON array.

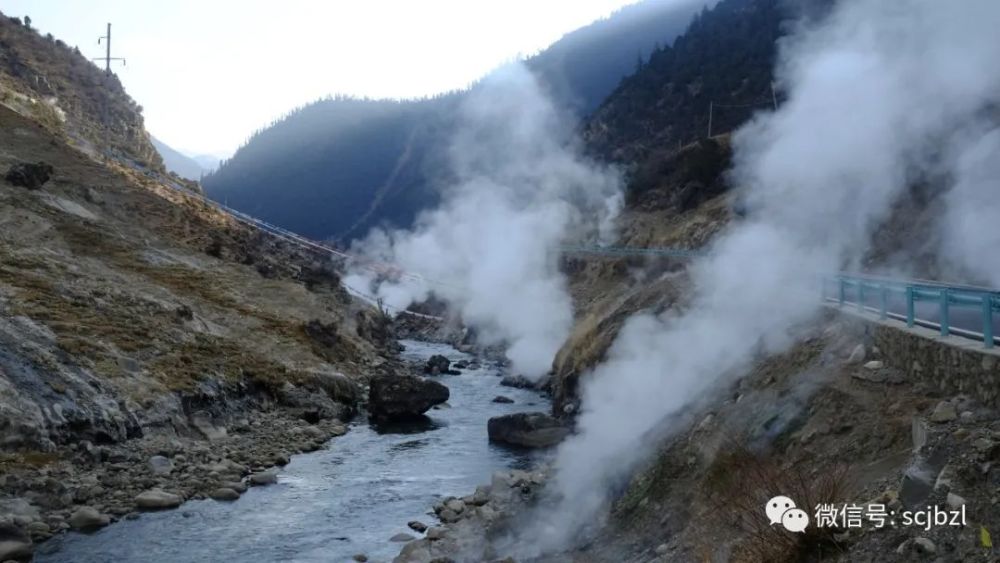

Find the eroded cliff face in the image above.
[{"left": 0, "top": 104, "right": 396, "bottom": 452}]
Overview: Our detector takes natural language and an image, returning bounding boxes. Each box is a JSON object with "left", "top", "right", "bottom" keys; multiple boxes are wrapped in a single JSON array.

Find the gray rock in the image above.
[
  {"left": 135, "top": 489, "right": 183, "bottom": 510},
  {"left": 491, "top": 395, "right": 514, "bottom": 404},
  {"left": 973, "top": 437, "right": 995, "bottom": 452},
  {"left": 655, "top": 543, "right": 669, "bottom": 555},
  {"left": 352, "top": 555, "right": 368, "bottom": 562},
  {"left": 0, "top": 520, "right": 33, "bottom": 561},
  {"left": 148, "top": 455, "right": 174, "bottom": 475},
  {"left": 899, "top": 466, "right": 936, "bottom": 508},
  {"left": 913, "top": 537, "right": 936, "bottom": 554},
  {"left": 221, "top": 481, "right": 248, "bottom": 493},
  {"left": 368, "top": 375, "right": 449, "bottom": 420},
  {"left": 68, "top": 506, "right": 110, "bottom": 530},
  {"left": 946, "top": 492, "right": 966, "bottom": 509},
  {"left": 424, "top": 355, "right": 452, "bottom": 376},
  {"left": 487, "top": 412, "right": 569, "bottom": 448},
  {"left": 209, "top": 488, "right": 240, "bottom": 501},
  {"left": 389, "top": 532, "right": 415, "bottom": 542},
  {"left": 426, "top": 527, "right": 447, "bottom": 540},
  {"left": 930, "top": 401, "right": 957, "bottom": 423},
  {"left": 0, "top": 499, "right": 40, "bottom": 522},
  {"left": 407, "top": 520, "right": 427, "bottom": 533},
  {"left": 191, "top": 413, "right": 228, "bottom": 441},
  {"left": 444, "top": 499, "right": 465, "bottom": 514},
  {"left": 438, "top": 509, "right": 460, "bottom": 523},
  {"left": 469, "top": 486, "right": 490, "bottom": 506},
  {"left": 25, "top": 521, "right": 50, "bottom": 537},
  {"left": 249, "top": 469, "right": 279, "bottom": 486},
  {"left": 863, "top": 360, "right": 883, "bottom": 370},
  {"left": 499, "top": 374, "right": 537, "bottom": 389}
]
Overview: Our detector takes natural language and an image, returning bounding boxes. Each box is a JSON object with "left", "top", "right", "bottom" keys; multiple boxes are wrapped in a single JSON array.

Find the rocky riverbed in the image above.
[
  {"left": 17, "top": 340, "right": 550, "bottom": 563},
  {"left": 0, "top": 406, "right": 348, "bottom": 561}
]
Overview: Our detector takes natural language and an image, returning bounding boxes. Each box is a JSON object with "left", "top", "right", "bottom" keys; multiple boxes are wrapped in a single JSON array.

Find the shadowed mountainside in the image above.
[{"left": 202, "top": 0, "right": 711, "bottom": 242}]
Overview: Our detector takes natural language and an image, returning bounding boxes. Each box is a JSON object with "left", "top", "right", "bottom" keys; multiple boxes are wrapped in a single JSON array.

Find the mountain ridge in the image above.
[{"left": 203, "top": 0, "right": 711, "bottom": 242}]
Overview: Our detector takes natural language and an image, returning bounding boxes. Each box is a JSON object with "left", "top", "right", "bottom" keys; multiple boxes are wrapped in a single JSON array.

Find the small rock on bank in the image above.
[
  {"left": 0, "top": 520, "right": 33, "bottom": 561},
  {"left": 134, "top": 489, "right": 183, "bottom": 510},
  {"left": 487, "top": 412, "right": 569, "bottom": 448},
  {"left": 930, "top": 401, "right": 958, "bottom": 423},
  {"left": 249, "top": 468, "right": 279, "bottom": 486},
  {"left": 209, "top": 487, "right": 241, "bottom": 501},
  {"left": 68, "top": 506, "right": 110, "bottom": 530}
]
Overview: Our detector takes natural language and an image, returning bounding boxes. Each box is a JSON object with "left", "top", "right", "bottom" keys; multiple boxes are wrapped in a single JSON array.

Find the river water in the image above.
[{"left": 36, "top": 340, "right": 547, "bottom": 563}]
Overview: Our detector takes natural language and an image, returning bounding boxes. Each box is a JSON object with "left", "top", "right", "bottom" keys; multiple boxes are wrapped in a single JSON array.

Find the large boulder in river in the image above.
[
  {"left": 424, "top": 355, "right": 459, "bottom": 376},
  {"left": 488, "top": 412, "right": 569, "bottom": 448},
  {"left": 369, "top": 375, "right": 449, "bottom": 420},
  {"left": 424, "top": 354, "right": 450, "bottom": 375}
]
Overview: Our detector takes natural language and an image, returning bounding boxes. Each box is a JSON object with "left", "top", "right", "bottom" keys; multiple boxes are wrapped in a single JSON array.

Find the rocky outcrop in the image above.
[
  {"left": 487, "top": 412, "right": 569, "bottom": 448},
  {"left": 278, "top": 371, "right": 360, "bottom": 422},
  {"left": 368, "top": 375, "right": 449, "bottom": 420},
  {"left": 4, "top": 161, "right": 53, "bottom": 189}
]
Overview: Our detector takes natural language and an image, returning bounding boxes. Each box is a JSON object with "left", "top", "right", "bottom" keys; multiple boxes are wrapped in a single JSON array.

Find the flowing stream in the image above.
[{"left": 36, "top": 340, "right": 547, "bottom": 563}]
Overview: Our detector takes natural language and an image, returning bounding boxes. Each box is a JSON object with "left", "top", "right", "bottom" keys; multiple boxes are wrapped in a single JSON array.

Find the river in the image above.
[{"left": 35, "top": 340, "right": 548, "bottom": 563}]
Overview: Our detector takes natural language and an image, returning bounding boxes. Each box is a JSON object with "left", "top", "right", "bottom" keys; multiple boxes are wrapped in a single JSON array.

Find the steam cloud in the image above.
[
  {"left": 345, "top": 63, "right": 622, "bottom": 378},
  {"left": 519, "top": 0, "right": 1000, "bottom": 552}
]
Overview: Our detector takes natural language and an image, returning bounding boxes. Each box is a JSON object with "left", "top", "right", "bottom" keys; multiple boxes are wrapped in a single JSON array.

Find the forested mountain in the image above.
[
  {"left": 152, "top": 136, "right": 207, "bottom": 180},
  {"left": 526, "top": 0, "right": 708, "bottom": 114},
  {"left": 202, "top": 0, "right": 710, "bottom": 242},
  {"left": 584, "top": 0, "right": 785, "bottom": 164}
]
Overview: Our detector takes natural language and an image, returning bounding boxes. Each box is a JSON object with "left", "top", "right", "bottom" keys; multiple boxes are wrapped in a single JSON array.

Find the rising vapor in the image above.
[
  {"left": 346, "top": 63, "right": 622, "bottom": 378},
  {"left": 518, "top": 0, "right": 1000, "bottom": 552}
]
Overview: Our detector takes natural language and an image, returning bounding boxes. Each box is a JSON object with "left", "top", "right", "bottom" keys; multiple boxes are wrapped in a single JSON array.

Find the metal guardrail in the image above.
[{"left": 824, "top": 274, "right": 1000, "bottom": 348}]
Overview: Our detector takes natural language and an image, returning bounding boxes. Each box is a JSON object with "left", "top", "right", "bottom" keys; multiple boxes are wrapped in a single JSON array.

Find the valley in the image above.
[{"left": 3, "top": 1, "right": 1000, "bottom": 562}]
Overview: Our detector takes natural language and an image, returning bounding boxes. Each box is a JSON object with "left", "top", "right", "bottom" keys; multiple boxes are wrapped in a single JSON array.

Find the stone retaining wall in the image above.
[{"left": 836, "top": 307, "right": 1000, "bottom": 406}]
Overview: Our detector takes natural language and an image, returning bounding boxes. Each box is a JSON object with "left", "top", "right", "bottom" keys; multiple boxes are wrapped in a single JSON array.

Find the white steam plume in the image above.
[
  {"left": 346, "top": 63, "right": 622, "bottom": 378},
  {"left": 941, "top": 128, "right": 1000, "bottom": 286},
  {"left": 520, "top": 0, "right": 1000, "bottom": 552}
]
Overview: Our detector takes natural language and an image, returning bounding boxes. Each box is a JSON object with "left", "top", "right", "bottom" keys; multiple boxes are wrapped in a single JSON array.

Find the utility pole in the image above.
[{"left": 94, "top": 23, "right": 126, "bottom": 74}]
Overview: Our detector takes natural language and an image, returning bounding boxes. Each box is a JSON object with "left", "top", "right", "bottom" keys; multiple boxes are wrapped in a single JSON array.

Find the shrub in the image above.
[{"left": 701, "top": 442, "right": 850, "bottom": 562}]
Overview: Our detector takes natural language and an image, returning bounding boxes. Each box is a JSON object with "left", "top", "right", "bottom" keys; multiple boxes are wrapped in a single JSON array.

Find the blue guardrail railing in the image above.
[{"left": 824, "top": 274, "right": 1000, "bottom": 349}]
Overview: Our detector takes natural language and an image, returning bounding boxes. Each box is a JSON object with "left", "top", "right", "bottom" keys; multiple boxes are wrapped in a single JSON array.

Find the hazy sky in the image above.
[{"left": 2, "top": 1, "right": 640, "bottom": 157}]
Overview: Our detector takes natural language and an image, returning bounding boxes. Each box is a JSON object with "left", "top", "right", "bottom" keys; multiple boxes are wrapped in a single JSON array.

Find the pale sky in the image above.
[{"left": 2, "top": 1, "right": 640, "bottom": 157}]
